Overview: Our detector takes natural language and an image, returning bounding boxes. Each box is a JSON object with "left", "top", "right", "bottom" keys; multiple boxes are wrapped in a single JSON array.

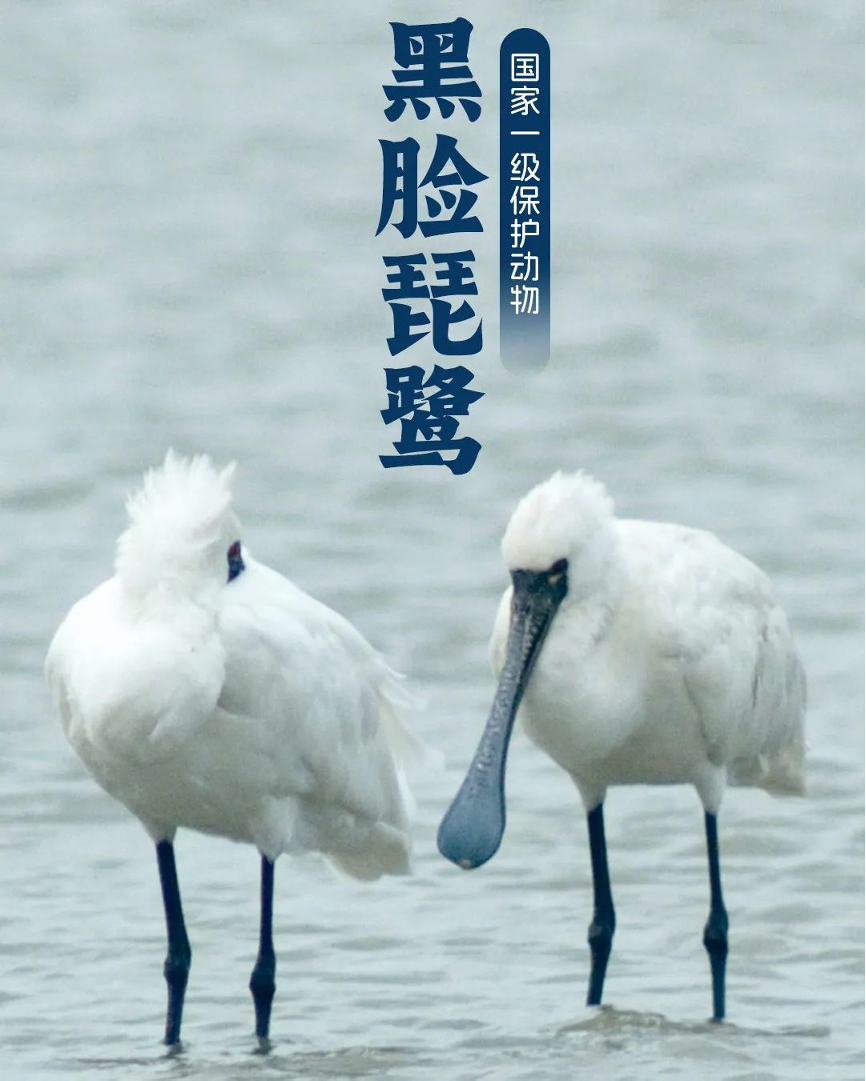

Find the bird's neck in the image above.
[
  {"left": 559, "top": 548, "right": 626, "bottom": 652},
  {"left": 120, "top": 576, "right": 222, "bottom": 622}
]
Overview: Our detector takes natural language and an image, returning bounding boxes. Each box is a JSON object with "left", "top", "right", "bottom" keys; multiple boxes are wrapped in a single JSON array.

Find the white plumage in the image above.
[
  {"left": 494, "top": 470, "right": 806, "bottom": 813},
  {"left": 46, "top": 451, "right": 419, "bottom": 1046},
  {"left": 438, "top": 469, "right": 806, "bottom": 1022}
]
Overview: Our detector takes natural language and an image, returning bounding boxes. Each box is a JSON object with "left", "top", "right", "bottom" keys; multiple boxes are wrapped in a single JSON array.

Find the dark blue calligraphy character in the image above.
[
  {"left": 384, "top": 18, "right": 481, "bottom": 122},
  {"left": 430, "top": 250, "right": 478, "bottom": 297},
  {"left": 376, "top": 137, "right": 420, "bottom": 238},
  {"left": 377, "top": 135, "right": 487, "bottom": 238},
  {"left": 383, "top": 254, "right": 481, "bottom": 355},
  {"left": 382, "top": 254, "right": 430, "bottom": 300},
  {"left": 379, "top": 365, "right": 483, "bottom": 475}
]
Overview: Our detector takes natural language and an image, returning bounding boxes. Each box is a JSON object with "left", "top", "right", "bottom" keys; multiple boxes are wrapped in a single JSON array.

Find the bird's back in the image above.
[{"left": 618, "top": 519, "right": 806, "bottom": 794}]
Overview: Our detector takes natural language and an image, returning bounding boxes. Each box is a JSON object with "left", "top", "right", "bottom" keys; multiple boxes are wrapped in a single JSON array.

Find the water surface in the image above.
[{"left": 1, "top": 3, "right": 862, "bottom": 1078}]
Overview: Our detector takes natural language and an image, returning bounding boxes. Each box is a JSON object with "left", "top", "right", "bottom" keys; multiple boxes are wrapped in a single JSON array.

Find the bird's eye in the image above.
[
  {"left": 227, "top": 540, "right": 245, "bottom": 583},
  {"left": 546, "top": 558, "right": 567, "bottom": 584}
]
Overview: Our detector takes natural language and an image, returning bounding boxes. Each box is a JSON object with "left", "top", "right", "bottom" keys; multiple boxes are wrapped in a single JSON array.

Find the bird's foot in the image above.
[{"left": 162, "top": 1037, "right": 185, "bottom": 1058}]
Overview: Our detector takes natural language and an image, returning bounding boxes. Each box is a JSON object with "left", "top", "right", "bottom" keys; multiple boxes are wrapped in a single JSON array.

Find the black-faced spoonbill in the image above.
[
  {"left": 46, "top": 452, "right": 420, "bottom": 1050},
  {"left": 437, "top": 471, "right": 805, "bottom": 1021}
]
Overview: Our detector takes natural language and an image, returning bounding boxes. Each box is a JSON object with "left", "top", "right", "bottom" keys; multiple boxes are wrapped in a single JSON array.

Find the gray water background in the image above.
[{"left": 1, "top": 2, "right": 862, "bottom": 1078}]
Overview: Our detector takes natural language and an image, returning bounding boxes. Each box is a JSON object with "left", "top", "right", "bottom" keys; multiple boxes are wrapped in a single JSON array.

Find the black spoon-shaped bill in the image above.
[{"left": 437, "top": 565, "right": 567, "bottom": 869}]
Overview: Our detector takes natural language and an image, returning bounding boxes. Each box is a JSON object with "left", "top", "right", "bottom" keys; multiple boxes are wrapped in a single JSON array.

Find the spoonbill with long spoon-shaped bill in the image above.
[{"left": 437, "top": 470, "right": 805, "bottom": 1021}]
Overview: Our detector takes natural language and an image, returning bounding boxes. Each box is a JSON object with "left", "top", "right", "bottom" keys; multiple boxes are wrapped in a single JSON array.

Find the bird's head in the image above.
[
  {"left": 437, "top": 470, "right": 617, "bottom": 871},
  {"left": 501, "top": 469, "right": 616, "bottom": 608},
  {"left": 115, "top": 450, "right": 245, "bottom": 603}
]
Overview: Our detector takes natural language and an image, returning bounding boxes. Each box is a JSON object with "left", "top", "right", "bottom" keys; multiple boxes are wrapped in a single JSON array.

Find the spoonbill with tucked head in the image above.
[
  {"left": 46, "top": 451, "right": 420, "bottom": 1050},
  {"left": 437, "top": 470, "right": 805, "bottom": 1021}
]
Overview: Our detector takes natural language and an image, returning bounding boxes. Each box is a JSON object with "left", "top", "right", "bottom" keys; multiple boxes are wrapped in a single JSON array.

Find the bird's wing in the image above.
[
  {"left": 628, "top": 522, "right": 805, "bottom": 773},
  {"left": 216, "top": 559, "right": 413, "bottom": 830}
]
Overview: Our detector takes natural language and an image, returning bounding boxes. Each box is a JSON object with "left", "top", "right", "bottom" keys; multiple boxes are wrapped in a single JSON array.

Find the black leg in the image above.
[
  {"left": 155, "top": 840, "right": 191, "bottom": 1047},
  {"left": 585, "top": 803, "right": 616, "bottom": 1007},
  {"left": 703, "top": 811, "right": 729, "bottom": 1022},
  {"left": 249, "top": 855, "right": 277, "bottom": 1050}
]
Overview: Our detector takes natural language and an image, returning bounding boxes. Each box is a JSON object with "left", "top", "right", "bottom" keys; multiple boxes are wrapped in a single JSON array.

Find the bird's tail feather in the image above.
[{"left": 728, "top": 744, "right": 806, "bottom": 796}]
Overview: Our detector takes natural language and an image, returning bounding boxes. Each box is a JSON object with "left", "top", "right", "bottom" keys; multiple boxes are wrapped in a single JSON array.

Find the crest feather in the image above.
[
  {"left": 501, "top": 470, "right": 615, "bottom": 573},
  {"left": 115, "top": 450, "right": 239, "bottom": 598}
]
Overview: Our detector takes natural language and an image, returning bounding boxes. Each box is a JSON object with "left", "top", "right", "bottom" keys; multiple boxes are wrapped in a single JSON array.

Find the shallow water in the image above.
[{"left": 1, "top": 2, "right": 862, "bottom": 1079}]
